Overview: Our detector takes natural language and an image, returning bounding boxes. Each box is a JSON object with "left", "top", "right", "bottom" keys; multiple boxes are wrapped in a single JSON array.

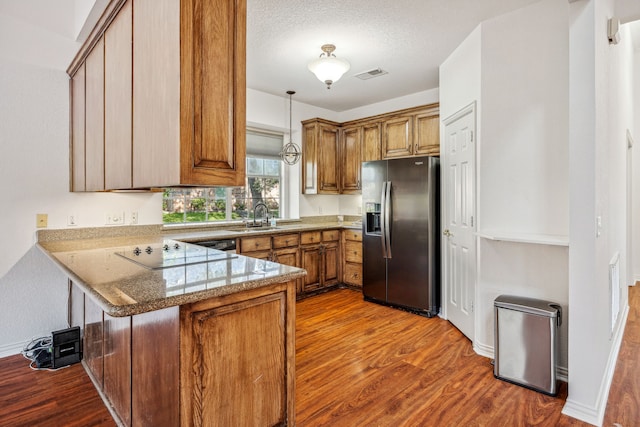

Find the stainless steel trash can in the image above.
[{"left": 494, "top": 295, "right": 562, "bottom": 396}]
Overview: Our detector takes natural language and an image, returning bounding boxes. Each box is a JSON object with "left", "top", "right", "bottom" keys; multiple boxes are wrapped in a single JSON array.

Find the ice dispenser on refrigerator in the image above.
[{"left": 365, "top": 203, "right": 381, "bottom": 234}]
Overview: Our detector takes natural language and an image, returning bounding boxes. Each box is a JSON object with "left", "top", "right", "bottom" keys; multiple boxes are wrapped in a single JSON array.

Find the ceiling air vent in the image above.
[{"left": 354, "top": 68, "right": 388, "bottom": 80}]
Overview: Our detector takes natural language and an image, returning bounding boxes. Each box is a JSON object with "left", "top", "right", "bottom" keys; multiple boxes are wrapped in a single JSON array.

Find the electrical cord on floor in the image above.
[{"left": 21, "top": 336, "right": 69, "bottom": 372}]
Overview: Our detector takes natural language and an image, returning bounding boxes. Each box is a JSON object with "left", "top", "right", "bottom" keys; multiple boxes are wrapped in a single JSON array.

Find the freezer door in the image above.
[
  {"left": 386, "top": 157, "right": 439, "bottom": 314},
  {"left": 362, "top": 160, "right": 387, "bottom": 302}
]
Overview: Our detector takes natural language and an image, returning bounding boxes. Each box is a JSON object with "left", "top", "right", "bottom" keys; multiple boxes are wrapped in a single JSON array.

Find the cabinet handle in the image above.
[{"left": 414, "top": 143, "right": 417, "bottom": 153}]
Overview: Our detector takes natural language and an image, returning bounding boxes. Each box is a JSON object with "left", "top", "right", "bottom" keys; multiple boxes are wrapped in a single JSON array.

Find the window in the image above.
[{"left": 163, "top": 129, "right": 284, "bottom": 224}]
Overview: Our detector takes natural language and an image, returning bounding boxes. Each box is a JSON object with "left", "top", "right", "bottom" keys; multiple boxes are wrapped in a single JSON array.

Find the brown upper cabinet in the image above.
[
  {"left": 302, "top": 119, "right": 340, "bottom": 195},
  {"left": 381, "top": 103, "right": 440, "bottom": 159},
  {"left": 340, "top": 125, "right": 362, "bottom": 194},
  {"left": 301, "top": 103, "right": 439, "bottom": 195},
  {"left": 67, "top": 0, "right": 246, "bottom": 191}
]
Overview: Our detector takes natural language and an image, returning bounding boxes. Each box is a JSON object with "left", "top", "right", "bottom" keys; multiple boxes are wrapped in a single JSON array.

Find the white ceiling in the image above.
[
  {"left": 3, "top": 0, "right": 640, "bottom": 112},
  {"left": 247, "top": 0, "right": 541, "bottom": 111}
]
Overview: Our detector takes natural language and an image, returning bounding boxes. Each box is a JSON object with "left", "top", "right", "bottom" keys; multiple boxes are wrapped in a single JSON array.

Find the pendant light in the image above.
[
  {"left": 308, "top": 44, "right": 350, "bottom": 89},
  {"left": 280, "top": 90, "right": 302, "bottom": 165}
]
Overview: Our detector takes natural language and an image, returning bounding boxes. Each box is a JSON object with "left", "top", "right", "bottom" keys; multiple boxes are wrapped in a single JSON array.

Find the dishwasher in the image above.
[{"left": 195, "top": 238, "right": 237, "bottom": 253}]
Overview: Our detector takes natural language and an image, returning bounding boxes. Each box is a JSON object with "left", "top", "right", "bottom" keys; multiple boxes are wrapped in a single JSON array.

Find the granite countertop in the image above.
[
  {"left": 38, "top": 235, "right": 306, "bottom": 317},
  {"left": 37, "top": 220, "right": 362, "bottom": 318},
  {"left": 167, "top": 221, "right": 363, "bottom": 242}
]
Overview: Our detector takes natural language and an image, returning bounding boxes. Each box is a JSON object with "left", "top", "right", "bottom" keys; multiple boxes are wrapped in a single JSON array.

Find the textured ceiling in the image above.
[
  {"left": 247, "top": 0, "right": 541, "bottom": 111},
  {"left": 5, "top": 0, "right": 640, "bottom": 112}
]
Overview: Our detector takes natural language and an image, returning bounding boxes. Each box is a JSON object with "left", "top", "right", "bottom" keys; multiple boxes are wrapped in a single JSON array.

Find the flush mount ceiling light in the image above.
[
  {"left": 307, "top": 44, "right": 350, "bottom": 89},
  {"left": 279, "top": 90, "right": 302, "bottom": 165}
]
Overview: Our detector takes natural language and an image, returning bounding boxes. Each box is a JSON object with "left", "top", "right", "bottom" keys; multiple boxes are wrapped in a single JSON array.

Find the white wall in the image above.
[
  {"left": 564, "top": 0, "right": 635, "bottom": 424},
  {"left": 440, "top": 0, "right": 571, "bottom": 370},
  {"left": 634, "top": 48, "right": 640, "bottom": 284},
  {"left": 339, "top": 89, "right": 439, "bottom": 122},
  {"left": 0, "top": 8, "right": 162, "bottom": 356}
]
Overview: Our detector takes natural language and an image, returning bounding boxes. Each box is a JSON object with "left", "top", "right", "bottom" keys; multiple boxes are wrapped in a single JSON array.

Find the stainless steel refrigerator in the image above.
[{"left": 362, "top": 156, "right": 440, "bottom": 316}]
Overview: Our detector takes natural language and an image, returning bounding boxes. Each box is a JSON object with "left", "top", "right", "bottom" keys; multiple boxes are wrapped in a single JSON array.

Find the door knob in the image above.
[{"left": 443, "top": 229, "right": 453, "bottom": 237}]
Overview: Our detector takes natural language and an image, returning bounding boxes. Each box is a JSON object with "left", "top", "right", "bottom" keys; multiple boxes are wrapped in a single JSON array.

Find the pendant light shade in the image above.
[
  {"left": 280, "top": 90, "right": 301, "bottom": 165},
  {"left": 308, "top": 44, "right": 350, "bottom": 89}
]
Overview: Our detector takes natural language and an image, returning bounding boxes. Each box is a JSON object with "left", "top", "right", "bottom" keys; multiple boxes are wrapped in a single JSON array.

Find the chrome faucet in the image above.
[{"left": 249, "top": 202, "right": 269, "bottom": 227}]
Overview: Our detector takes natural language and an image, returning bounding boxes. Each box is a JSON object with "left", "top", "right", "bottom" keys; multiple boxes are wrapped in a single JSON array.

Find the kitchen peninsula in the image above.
[{"left": 37, "top": 225, "right": 305, "bottom": 426}]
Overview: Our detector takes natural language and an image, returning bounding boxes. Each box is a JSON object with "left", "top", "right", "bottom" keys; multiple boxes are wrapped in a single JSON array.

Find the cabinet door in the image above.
[
  {"left": 132, "top": 307, "right": 179, "bottom": 427},
  {"left": 272, "top": 247, "right": 302, "bottom": 295},
  {"left": 181, "top": 290, "right": 291, "bottom": 426},
  {"left": 84, "top": 296, "right": 104, "bottom": 388},
  {"left": 133, "top": 0, "right": 180, "bottom": 188},
  {"left": 104, "top": 0, "right": 132, "bottom": 190},
  {"left": 301, "top": 245, "right": 321, "bottom": 292},
  {"left": 414, "top": 109, "right": 440, "bottom": 156},
  {"left": 179, "top": 0, "right": 246, "bottom": 187},
  {"left": 362, "top": 122, "right": 381, "bottom": 162},
  {"left": 318, "top": 124, "right": 340, "bottom": 194},
  {"left": 322, "top": 242, "right": 340, "bottom": 287},
  {"left": 382, "top": 115, "right": 413, "bottom": 159},
  {"left": 272, "top": 247, "right": 299, "bottom": 267},
  {"left": 340, "top": 126, "right": 362, "bottom": 194},
  {"left": 103, "top": 313, "right": 131, "bottom": 426},
  {"left": 302, "top": 121, "right": 318, "bottom": 194},
  {"left": 85, "top": 37, "right": 105, "bottom": 191},
  {"left": 70, "top": 65, "right": 86, "bottom": 192}
]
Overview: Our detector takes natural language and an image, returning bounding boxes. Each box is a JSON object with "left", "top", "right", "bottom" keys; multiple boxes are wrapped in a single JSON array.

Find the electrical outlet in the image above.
[
  {"left": 105, "top": 212, "right": 125, "bottom": 225},
  {"left": 67, "top": 214, "right": 77, "bottom": 226},
  {"left": 130, "top": 212, "right": 138, "bottom": 225},
  {"left": 318, "top": 206, "right": 323, "bottom": 215},
  {"left": 357, "top": 206, "right": 362, "bottom": 215},
  {"left": 36, "top": 213, "right": 48, "bottom": 228}
]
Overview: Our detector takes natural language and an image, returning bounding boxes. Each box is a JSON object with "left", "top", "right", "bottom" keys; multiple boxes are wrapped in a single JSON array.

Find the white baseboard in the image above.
[
  {"left": 0, "top": 340, "right": 28, "bottom": 359},
  {"left": 473, "top": 341, "right": 494, "bottom": 359},
  {"left": 562, "top": 303, "right": 629, "bottom": 426}
]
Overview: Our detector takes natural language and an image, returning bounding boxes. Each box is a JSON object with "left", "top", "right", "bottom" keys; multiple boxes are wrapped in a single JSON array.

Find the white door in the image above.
[{"left": 442, "top": 103, "right": 476, "bottom": 340}]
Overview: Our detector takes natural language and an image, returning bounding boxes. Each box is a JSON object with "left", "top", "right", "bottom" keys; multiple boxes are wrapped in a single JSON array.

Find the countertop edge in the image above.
[{"left": 37, "top": 242, "right": 306, "bottom": 317}]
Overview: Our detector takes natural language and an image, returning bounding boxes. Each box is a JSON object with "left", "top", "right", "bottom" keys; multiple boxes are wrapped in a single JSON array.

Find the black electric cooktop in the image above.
[{"left": 114, "top": 240, "right": 237, "bottom": 270}]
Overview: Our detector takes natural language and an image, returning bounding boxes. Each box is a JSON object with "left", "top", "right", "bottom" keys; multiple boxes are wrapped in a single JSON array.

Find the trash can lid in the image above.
[{"left": 494, "top": 295, "right": 561, "bottom": 318}]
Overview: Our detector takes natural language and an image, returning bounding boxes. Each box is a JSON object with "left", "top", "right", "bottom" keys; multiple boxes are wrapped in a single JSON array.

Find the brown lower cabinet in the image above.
[
  {"left": 300, "top": 230, "right": 340, "bottom": 293},
  {"left": 70, "top": 280, "right": 295, "bottom": 426},
  {"left": 342, "top": 229, "right": 363, "bottom": 288}
]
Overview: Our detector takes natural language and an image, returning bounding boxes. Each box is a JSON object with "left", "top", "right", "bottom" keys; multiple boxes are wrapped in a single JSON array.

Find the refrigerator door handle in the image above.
[
  {"left": 380, "top": 181, "right": 388, "bottom": 258},
  {"left": 384, "top": 181, "right": 392, "bottom": 258}
]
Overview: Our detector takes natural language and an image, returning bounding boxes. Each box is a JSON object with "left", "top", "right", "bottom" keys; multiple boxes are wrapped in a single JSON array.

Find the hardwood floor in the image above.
[
  {"left": 296, "top": 290, "right": 585, "bottom": 427},
  {"left": 0, "top": 355, "right": 114, "bottom": 427},
  {"left": 0, "top": 286, "right": 638, "bottom": 426}
]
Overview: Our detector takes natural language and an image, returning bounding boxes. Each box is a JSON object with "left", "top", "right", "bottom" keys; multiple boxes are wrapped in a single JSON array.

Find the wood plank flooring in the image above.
[
  {"left": 0, "top": 286, "right": 638, "bottom": 426},
  {"left": 295, "top": 290, "right": 585, "bottom": 427}
]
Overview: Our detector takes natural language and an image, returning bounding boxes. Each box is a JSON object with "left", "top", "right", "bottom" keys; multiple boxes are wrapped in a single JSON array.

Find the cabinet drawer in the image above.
[
  {"left": 343, "top": 230, "right": 362, "bottom": 242},
  {"left": 343, "top": 263, "right": 362, "bottom": 286},
  {"left": 300, "top": 231, "right": 321, "bottom": 245},
  {"left": 239, "top": 236, "right": 271, "bottom": 253},
  {"left": 272, "top": 233, "right": 300, "bottom": 249},
  {"left": 344, "top": 241, "right": 362, "bottom": 263},
  {"left": 240, "top": 250, "right": 271, "bottom": 261},
  {"left": 322, "top": 229, "right": 340, "bottom": 242}
]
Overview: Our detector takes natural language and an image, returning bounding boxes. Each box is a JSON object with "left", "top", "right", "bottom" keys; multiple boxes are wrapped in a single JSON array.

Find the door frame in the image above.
[{"left": 440, "top": 101, "right": 478, "bottom": 338}]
